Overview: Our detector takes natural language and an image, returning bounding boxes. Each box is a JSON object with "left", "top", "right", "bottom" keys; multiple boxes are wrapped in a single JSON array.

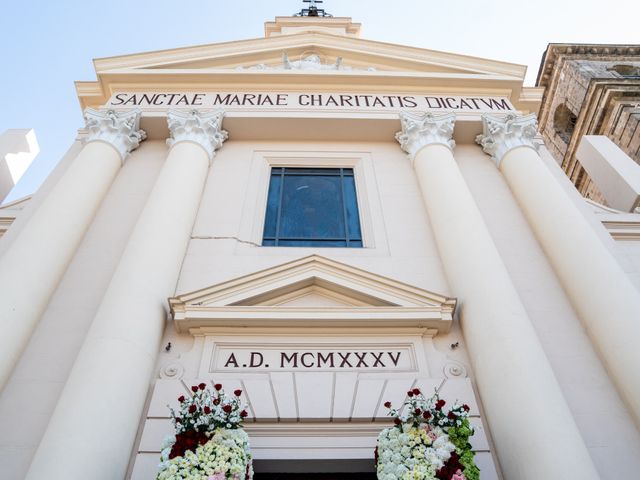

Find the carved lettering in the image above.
[
  {"left": 370, "top": 351, "right": 385, "bottom": 367},
  {"left": 301, "top": 352, "right": 315, "bottom": 368},
  {"left": 281, "top": 352, "right": 298, "bottom": 368},
  {"left": 249, "top": 352, "right": 264, "bottom": 368},
  {"left": 354, "top": 352, "right": 368, "bottom": 367},
  {"left": 387, "top": 352, "right": 401, "bottom": 366},
  {"left": 317, "top": 352, "right": 335, "bottom": 368},
  {"left": 338, "top": 352, "right": 353, "bottom": 368},
  {"left": 224, "top": 353, "right": 239, "bottom": 368}
]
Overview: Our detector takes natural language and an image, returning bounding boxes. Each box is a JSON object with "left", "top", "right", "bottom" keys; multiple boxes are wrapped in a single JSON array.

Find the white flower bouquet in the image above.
[
  {"left": 156, "top": 382, "right": 253, "bottom": 480},
  {"left": 376, "top": 389, "right": 479, "bottom": 480}
]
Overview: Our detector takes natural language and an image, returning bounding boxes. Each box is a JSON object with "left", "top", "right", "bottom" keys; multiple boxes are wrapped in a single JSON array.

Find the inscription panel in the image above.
[{"left": 212, "top": 344, "right": 415, "bottom": 372}]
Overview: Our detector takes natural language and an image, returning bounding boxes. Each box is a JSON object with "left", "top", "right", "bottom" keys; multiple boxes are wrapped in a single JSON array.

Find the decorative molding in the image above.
[
  {"left": 169, "top": 255, "right": 457, "bottom": 334},
  {"left": 236, "top": 52, "right": 376, "bottom": 72},
  {"left": 83, "top": 108, "right": 146, "bottom": 161},
  {"left": 443, "top": 361, "right": 468, "bottom": 379},
  {"left": 395, "top": 112, "right": 456, "bottom": 161},
  {"left": 475, "top": 113, "right": 540, "bottom": 167},
  {"left": 166, "top": 109, "right": 228, "bottom": 161},
  {"left": 159, "top": 362, "right": 185, "bottom": 379}
]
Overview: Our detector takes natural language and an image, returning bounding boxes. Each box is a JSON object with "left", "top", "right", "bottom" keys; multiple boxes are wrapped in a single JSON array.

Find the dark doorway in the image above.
[
  {"left": 253, "top": 459, "right": 376, "bottom": 479},
  {"left": 256, "top": 474, "right": 376, "bottom": 480}
]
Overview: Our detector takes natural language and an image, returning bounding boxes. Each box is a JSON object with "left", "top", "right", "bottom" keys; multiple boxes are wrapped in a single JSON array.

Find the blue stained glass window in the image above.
[{"left": 262, "top": 168, "right": 363, "bottom": 247}]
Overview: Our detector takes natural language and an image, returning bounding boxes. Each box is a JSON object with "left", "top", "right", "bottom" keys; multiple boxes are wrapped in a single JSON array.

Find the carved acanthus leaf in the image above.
[
  {"left": 83, "top": 108, "right": 146, "bottom": 161},
  {"left": 166, "top": 110, "right": 228, "bottom": 161}
]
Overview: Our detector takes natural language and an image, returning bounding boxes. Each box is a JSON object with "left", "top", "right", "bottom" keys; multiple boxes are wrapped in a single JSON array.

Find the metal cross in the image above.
[{"left": 295, "top": 0, "right": 332, "bottom": 17}]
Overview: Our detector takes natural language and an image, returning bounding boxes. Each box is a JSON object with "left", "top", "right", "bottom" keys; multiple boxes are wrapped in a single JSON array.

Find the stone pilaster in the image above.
[{"left": 0, "top": 109, "right": 144, "bottom": 392}]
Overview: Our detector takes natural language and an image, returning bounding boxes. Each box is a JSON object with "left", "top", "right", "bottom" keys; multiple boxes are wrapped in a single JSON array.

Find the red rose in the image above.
[
  {"left": 175, "top": 417, "right": 182, "bottom": 423},
  {"left": 240, "top": 410, "right": 248, "bottom": 418},
  {"left": 463, "top": 404, "right": 470, "bottom": 412},
  {"left": 435, "top": 399, "right": 446, "bottom": 410},
  {"left": 448, "top": 411, "right": 456, "bottom": 420},
  {"left": 234, "top": 389, "right": 242, "bottom": 397},
  {"left": 198, "top": 383, "right": 206, "bottom": 390},
  {"left": 204, "top": 406, "right": 211, "bottom": 414},
  {"left": 414, "top": 408, "right": 421, "bottom": 415},
  {"left": 213, "top": 398, "right": 220, "bottom": 405},
  {"left": 423, "top": 411, "right": 432, "bottom": 420},
  {"left": 188, "top": 405, "right": 197, "bottom": 413},
  {"left": 412, "top": 388, "right": 421, "bottom": 395},
  {"left": 223, "top": 405, "right": 232, "bottom": 413},
  {"left": 214, "top": 383, "right": 223, "bottom": 391},
  {"left": 178, "top": 396, "right": 185, "bottom": 403},
  {"left": 191, "top": 386, "right": 199, "bottom": 393},
  {"left": 407, "top": 390, "right": 414, "bottom": 397},
  {"left": 384, "top": 401, "right": 392, "bottom": 408},
  {"left": 393, "top": 418, "right": 401, "bottom": 425}
]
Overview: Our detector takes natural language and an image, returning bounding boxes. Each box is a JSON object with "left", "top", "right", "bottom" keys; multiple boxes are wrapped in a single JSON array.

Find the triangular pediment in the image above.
[
  {"left": 92, "top": 32, "right": 524, "bottom": 78},
  {"left": 169, "top": 255, "right": 456, "bottom": 333}
]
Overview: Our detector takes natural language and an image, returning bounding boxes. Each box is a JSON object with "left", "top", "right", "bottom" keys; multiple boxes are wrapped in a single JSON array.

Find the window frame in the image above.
[
  {"left": 262, "top": 167, "right": 363, "bottom": 248},
  {"left": 234, "top": 149, "right": 390, "bottom": 256}
]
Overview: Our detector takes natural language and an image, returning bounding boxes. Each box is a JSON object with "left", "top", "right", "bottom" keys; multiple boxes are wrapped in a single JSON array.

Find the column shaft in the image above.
[
  {"left": 0, "top": 109, "right": 144, "bottom": 391},
  {"left": 26, "top": 110, "right": 226, "bottom": 480},
  {"left": 414, "top": 145, "right": 598, "bottom": 480},
  {"left": 501, "top": 144, "right": 640, "bottom": 425},
  {"left": 397, "top": 112, "right": 599, "bottom": 479}
]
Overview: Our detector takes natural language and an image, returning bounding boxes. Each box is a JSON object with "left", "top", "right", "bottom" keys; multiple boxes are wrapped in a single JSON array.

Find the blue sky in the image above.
[{"left": 1, "top": 0, "right": 638, "bottom": 203}]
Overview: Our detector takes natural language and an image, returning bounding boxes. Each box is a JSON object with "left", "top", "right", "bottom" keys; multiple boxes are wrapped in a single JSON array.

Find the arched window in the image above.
[{"left": 553, "top": 103, "right": 578, "bottom": 143}]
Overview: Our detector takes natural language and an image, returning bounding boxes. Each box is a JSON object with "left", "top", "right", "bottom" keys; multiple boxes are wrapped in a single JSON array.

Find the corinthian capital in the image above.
[
  {"left": 475, "top": 113, "right": 540, "bottom": 167},
  {"left": 395, "top": 112, "right": 456, "bottom": 160},
  {"left": 83, "top": 108, "right": 146, "bottom": 161},
  {"left": 166, "top": 110, "right": 228, "bottom": 161}
]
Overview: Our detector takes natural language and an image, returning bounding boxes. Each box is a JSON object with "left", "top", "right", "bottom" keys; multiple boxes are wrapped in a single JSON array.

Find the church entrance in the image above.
[
  {"left": 256, "top": 474, "right": 376, "bottom": 479},
  {"left": 253, "top": 459, "right": 376, "bottom": 479}
]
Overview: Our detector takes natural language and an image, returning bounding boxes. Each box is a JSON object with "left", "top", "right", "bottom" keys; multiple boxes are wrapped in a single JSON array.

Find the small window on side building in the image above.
[{"left": 262, "top": 167, "right": 362, "bottom": 247}]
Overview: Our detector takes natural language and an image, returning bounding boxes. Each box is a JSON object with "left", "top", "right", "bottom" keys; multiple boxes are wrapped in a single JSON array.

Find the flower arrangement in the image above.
[
  {"left": 375, "top": 388, "right": 480, "bottom": 480},
  {"left": 157, "top": 382, "right": 253, "bottom": 480}
]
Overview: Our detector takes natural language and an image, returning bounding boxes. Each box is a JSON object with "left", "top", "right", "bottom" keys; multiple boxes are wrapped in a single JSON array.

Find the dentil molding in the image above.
[
  {"left": 83, "top": 108, "right": 146, "bottom": 161},
  {"left": 166, "top": 109, "right": 228, "bottom": 161},
  {"left": 476, "top": 113, "right": 540, "bottom": 167},
  {"left": 395, "top": 112, "right": 456, "bottom": 161}
]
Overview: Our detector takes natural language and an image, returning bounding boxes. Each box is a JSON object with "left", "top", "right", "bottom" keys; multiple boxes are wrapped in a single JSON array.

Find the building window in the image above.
[
  {"left": 553, "top": 103, "right": 578, "bottom": 144},
  {"left": 262, "top": 167, "right": 363, "bottom": 247}
]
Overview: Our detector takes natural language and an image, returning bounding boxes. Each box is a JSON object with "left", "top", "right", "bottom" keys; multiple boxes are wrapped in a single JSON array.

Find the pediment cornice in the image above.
[
  {"left": 169, "top": 255, "right": 456, "bottom": 334},
  {"left": 92, "top": 32, "right": 526, "bottom": 78}
]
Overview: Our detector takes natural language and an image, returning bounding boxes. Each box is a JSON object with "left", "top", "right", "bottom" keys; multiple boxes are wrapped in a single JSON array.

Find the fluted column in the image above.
[
  {"left": 0, "top": 109, "right": 145, "bottom": 392},
  {"left": 27, "top": 110, "right": 227, "bottom": 480},
  {"left": 397, "top": 112, "right": 599, "bottom": 479},
  {"left": 478, "top": 113, "right": 640, "bottom": 427}
]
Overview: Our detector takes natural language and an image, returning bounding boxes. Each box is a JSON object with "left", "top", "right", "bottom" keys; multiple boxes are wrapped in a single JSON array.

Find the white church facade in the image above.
[{"left": 1, "top": 12, "right": 640, "bottom": 480}]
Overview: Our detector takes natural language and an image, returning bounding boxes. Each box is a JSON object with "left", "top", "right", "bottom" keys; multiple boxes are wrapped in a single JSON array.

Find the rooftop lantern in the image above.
[{"left": 294, "top": 0, "right": 332, "bottom": 17}]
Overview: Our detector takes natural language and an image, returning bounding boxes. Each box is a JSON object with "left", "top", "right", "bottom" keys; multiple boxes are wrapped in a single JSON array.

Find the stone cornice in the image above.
[
  {"left": 537, "top": 44, "right": 640, "bottom": 87},
  {"left": 83, "top": 108, "right": 146, "bottom": 161},
  {"left": 395, "top": 112, "right": 456, "bottom": 161},
  {"left": 476, "top": 113, "right": 540, "bottom": 167},
  {"left": 166, "top": 110, "right": 228, "bottom": 161}
]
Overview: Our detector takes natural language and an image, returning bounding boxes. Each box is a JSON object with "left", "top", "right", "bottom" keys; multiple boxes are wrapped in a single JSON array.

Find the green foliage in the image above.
[{"left": 448, "top": 418, "right": 480, "bottom": 480}]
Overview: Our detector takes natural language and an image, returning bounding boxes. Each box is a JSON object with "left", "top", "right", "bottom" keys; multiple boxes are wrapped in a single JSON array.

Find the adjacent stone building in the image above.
[{"left": 537, "top": 44, "right": 640, "bottom": 202}]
